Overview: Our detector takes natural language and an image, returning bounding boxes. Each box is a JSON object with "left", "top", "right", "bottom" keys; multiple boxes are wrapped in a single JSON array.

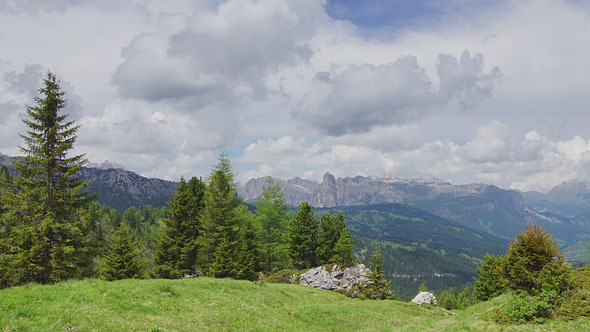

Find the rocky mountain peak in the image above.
[
  {"left": 547, "top": 180, "right": 590, "bottom": 203},
  {"left": 322, "top": 172, "right": 336, "bottom": 185},
  {"left": 85, "top": 160, "right": 127, "bottom": 170}
]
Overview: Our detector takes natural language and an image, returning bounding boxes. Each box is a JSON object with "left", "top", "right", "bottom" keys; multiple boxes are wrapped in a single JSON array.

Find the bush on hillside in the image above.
[
  {"left": 500, "top": 220, "right": 571, "bottom": 294},
  {"left": 558, "top": 264, "right": 590, "bottom": 319},
  {"left": 492, "top": 220, "right": 573, "bottom": 323},
  {"left": 266, "top": 269, "right": 307, "bottom": 284},
  {"left": 474, "top": 253, "right": 506, "bottom": 301},
  {"left": 438, "top": 284, "right": 477, "bottom": 310}
]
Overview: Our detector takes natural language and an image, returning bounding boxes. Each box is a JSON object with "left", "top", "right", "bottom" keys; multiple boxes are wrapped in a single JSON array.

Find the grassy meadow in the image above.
[{"left": 1, "top": 277, "right": 588, "bottom": 332}]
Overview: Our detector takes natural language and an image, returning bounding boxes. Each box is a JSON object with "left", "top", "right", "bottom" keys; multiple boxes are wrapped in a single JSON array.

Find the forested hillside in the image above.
[{"left": 316, "top": 203, "right": 507, "bottom": 299}]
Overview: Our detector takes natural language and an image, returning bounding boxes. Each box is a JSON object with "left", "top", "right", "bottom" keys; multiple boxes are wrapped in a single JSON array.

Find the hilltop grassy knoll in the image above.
[{"left": 1, "top": 277, "right": 588, "bottom": 332}]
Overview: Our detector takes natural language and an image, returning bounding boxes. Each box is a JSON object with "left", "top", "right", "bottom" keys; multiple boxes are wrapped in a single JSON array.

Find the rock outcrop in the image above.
[
  {"left": 412, "top": 291, "right": 437, "bottom": 305},
  {"left": 299, "top": 264, "right": 371, "bottom": 291}
]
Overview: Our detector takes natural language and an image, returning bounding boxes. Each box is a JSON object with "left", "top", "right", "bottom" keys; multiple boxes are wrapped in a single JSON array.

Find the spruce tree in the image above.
[
  {"left": 316, "top": 212, "right": 346, "bottom": 265},
  {"left": 288, "top": 202, "right": 318, "bottom": 269},
  {"left": 235, "top": 206, "right": 261, "bottom": 281},
  {"left": 0, "top": 165, "right": 13, "bottom": 214},
  {"left": 474, "top": 253, "right": 505, "bottom": 301},
  {"left": 100, "top": 222, "right": 144, "bottom": 281},
  {"left": 0, "top": 72, "right": 94, "bottom": 286},
  {"left": 364, "top": 249, "right": 394, "bottom": 300},
  {"left": 255, "top": 177, "right": 290, "bottom": 272},
  {"left": 152, "top": 176, "right": 205, "bottom": 278},
  {"left": 210, "top": 233, "right": 236, "bottom": 278},
  {"left": 197, "top": 161, "right": 239, "bottom": 275},
  {"left": 331, "top": 228, "right": 354, "bottom": 266},
  {"left": 419, "top": 281, "right": 429, "bottom": 292},
  {"left": 500, "top": 220, "right": 571, "bottom": 293},
  {"left": 0, "top": 165, "right": 12, "bottom": 185}
]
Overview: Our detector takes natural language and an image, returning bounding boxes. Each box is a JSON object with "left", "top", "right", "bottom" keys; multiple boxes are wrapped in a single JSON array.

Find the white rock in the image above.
[
  {"left": 412, "top": 291, "right": 437, "bottom": 305},
  {"left": 299, "top": 264, "right": 372, "bottom": 291}
]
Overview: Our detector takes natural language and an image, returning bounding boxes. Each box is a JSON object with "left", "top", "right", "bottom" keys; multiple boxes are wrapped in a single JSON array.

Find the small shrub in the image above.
[
  {"left": 266, "top": 269, "right": 306, "bottom": 284},
  {"left": 494, "top": 290, "right": 557, "bottom": 324},
  {"left": 558, "top": 264, "right": 590, "bottom": 319}
]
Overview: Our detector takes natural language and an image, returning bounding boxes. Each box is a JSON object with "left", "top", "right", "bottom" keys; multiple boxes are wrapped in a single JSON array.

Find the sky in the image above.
[{"left": 0, "top": 0, "right": 589, "bottom": 192}]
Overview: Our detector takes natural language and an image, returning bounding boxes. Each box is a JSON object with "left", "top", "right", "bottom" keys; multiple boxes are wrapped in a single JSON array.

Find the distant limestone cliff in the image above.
[
  {"left": 239, "top": 172, "right": 525, "bottom": 212},
  {"left": 239, "top": 173, "right": 590, "bottom": 243}
]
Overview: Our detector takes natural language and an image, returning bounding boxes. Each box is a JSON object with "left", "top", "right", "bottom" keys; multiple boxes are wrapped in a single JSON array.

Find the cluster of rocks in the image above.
[
  {"left": 297, "top": 264, "right": 438, "bottom": 305},
  {"left": 298, "top": 264, "right": 372, "bottom": 291}
]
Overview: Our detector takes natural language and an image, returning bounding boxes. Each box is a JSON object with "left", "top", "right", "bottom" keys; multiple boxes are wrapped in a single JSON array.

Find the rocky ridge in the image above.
[
  {"left": 239, "top": 172, "right": 525, "bottom": 213},
  {"left": 0, "top": 155, "right": 177, "bottom": 211}
]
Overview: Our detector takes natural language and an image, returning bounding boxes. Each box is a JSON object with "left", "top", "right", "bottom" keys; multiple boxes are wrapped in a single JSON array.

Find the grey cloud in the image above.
[
  {"left": 0, "top": 0, "right": 87, "bottom": 13},
  {"left": 3, "top": 64, "right": 42, "bottom": 95},
  {"left": 437, "top": 51, "right": 501, "bottom": 110},
  {"left": 0, "top": 102, "right": 19, "bottom": 122},
  {"left": 2, "top": 65, "right": 83, "bottom": 118},
  {"left": 0, "top": 64, "right": 43, "bottom": 123},
  {"left": 295, "top": 51, "right": 500, "bottom": 136},
  {"left": 112, "top": 0, "right": 323, "bottom": 108}
]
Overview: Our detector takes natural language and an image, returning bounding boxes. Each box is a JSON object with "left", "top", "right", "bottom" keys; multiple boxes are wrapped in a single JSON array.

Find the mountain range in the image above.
[
  {"left": 2, "top": 153, "right": 589, "bottom": 263},
  {"left": 0, "top": 154, "right": 177, "bottom": 211},
  {"left": 240, "top": 173, "right": 590, "bottom": 246}
]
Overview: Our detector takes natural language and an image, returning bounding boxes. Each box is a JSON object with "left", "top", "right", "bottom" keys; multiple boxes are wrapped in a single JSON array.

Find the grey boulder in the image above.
[{"left": 412, "top": 291, "right": 437, "bottom": 305}]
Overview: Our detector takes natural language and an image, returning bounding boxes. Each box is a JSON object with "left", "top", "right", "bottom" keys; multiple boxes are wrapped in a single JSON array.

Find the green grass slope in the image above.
[{"left": 1, "top": 278, "right": 588, "bottom": 332}]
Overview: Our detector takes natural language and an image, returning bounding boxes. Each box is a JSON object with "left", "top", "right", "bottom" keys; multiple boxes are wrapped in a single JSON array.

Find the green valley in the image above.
[{"left": 317, "top": 203, "right": 508, "bottom": 299}]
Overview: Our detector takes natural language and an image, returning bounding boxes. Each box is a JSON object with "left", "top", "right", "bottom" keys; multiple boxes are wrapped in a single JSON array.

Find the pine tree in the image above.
[
  {"left": 364, "top": 249, "right": 394, "bottom": 300},
  {"left": 419, "top": 281, "right": 428, "bottom": 292},
  {"left": 316, "top": 212, "right": 346, "bottom": 265},
  {"left": 474, "top": 253, "right": 505, "bottom": 301},
  {"left": 0, "top": 165, "right": 12, "bottom": 185},
  {"left": 0, "top": 165, "right": 13, "bottom": 214},
  {"left": 197, "top": 161, "right": 239, "bottom": 275},
  {"left": 210, "top": 233, "right": 237, "bottom": 278},
  {"left": 100, "top": 222, "right": 144, "bottom": 281},
  {"left": 235, "top": 207, "right": 262, "bottom": 281},
  {"left": 500, "top": 220, "right": 571, "bottom": 293},
  {"left": 17, "top": 72, "right": 91, "bottom": 216},
  {"left": 331, "top": 228, "right": 354, "bottom": 266},
  {"left": 211, "top": 152, "right": 235, "bottom": 187},
  {"left": 152, "top": 177, "right": 206, "bottom": 278},
  {"left": 288, "top": 202, "right": 318, "bottom": 269},
  {"left": 0, "top": 72, "right": 94, "bottom": 287},
  {"left": 255, "top": 177, "right": 290, "bottom": 272}
]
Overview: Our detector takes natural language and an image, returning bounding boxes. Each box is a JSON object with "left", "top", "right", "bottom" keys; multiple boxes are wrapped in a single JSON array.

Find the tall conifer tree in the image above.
[
  {"left": 474, "top": 253, "right": 505, "bottom": 301},
  {"left": 331, "top": 228, "right": 354, "bottom": 265},
  {"left": 288, "top": 202, "right": 318, "bottom": 269},
  {"left": 197, "top": 155, "right": 239, "bottom": 276},
  {"left": 255, "top": 177, "right": 290, "bottom": 272},
  {"left": 235, "top": 205, "right": 262, "bottom": 281},
  {"left": 152, "top": 176, "right": 206, "bottom": 278},
  {"left": 316, "top": 212, "right": 346, "bottom": 265},
  {"left": 0, "top": 72, "right": 94, "bottom": 287}
]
